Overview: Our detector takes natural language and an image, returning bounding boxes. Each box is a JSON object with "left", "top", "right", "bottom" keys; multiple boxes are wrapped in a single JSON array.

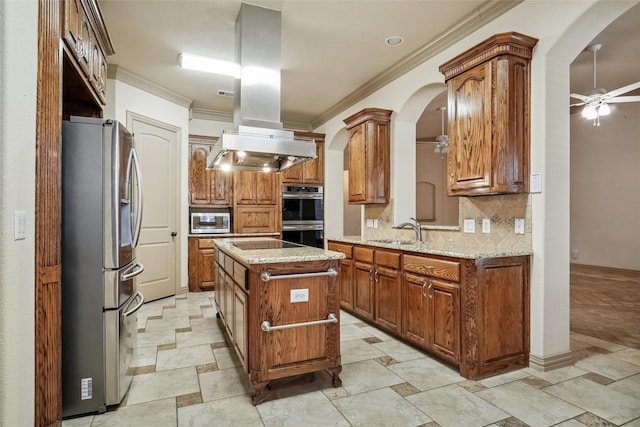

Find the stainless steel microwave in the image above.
[{"left": 190, "top": 212, "right": 231, "bottom": 234}]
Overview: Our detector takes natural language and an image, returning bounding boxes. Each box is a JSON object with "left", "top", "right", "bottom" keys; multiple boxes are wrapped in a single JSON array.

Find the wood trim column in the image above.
[{"left": 35, "top": 0, "right": 62, "bottom": 425}]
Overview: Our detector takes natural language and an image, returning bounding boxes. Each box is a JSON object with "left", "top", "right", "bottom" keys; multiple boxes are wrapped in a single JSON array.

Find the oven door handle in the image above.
[
  {"left": 282, "top": 193, "right": 323, "bottom": 200},
  {"left": 282, "top": 224, "right": 323, "bottom": 231}
]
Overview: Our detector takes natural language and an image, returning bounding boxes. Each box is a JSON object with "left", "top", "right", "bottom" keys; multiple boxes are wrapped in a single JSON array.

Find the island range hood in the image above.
[{"left": 206, "top": 3, "right": 316, "bottom": 172}]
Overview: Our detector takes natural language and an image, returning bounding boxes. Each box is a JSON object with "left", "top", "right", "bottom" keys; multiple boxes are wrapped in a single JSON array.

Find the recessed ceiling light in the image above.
[
  {"left": 177, "top": 53, "right": 240, "bottom": 78},
  {"left": 385, "top": 36, "right": 404, "bottom": 47}
]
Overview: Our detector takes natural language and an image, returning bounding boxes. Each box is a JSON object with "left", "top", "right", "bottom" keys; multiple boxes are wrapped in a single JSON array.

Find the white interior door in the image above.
[{"left": 128, "top": 113, "right": 180, "bottom": 302}]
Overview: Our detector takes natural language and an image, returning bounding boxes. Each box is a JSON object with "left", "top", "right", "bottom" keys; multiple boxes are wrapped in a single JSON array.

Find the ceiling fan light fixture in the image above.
[
  {"left": 582, "top": 104, "right": 598, "bottom": 120},
  {"left": 598, "top": 102, "right": 611, "bottom": 116}
]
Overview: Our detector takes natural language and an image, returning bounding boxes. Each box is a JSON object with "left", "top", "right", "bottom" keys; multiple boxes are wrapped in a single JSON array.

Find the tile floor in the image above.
[{"left": 62, "top": 290, "right": 640, "bottom": 427}]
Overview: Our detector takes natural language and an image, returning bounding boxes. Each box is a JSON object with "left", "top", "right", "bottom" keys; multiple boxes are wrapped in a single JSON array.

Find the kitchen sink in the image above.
[{"left": 369, "top": 239, "right": 416, "bottom": 245}]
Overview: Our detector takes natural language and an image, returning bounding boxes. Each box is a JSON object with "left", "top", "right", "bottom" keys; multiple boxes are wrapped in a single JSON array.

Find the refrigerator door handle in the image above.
[
  {"left": 130, "top": 148, "right": 143, "bottom": 248},
  {"left": 122, "top": 291, "right": 145, "bottom": 319},
  {"left": 120, "top": 261, "right": 144, "bottom": 281}
]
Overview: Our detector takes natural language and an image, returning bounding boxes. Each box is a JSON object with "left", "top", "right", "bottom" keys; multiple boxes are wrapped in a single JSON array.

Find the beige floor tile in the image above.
[
  {"left": 612, "top": 348, "right": 640, "bottom": 366},
  {"left": 523, "top": 365, "right": 589, "bottom": 384},
  {"left": 621, "top": 417, "right": 640, "bottom": 427},
  {"left": 340, "top": 359, "right": 404, "bottom": 395},
  {"left": 340, "top": 338, "right": 385, "bottom": 364},
  {"left": 372, "top": 339, "right": 427, "bottom": 362},
  {"left": 135, "top": 328, "right": 176, "bottom": 348},
  {"left": 476, "top": 380, "right": 583, "bottom": 426},
  {"left": 178, "top": 395, "right": 262, "bottom": 427},
  {"left": 570, "top": 333, "right": 628, "bottom": 352},
  {"left": 478, "top": 369, "right": 529, "bottom": 388},
  {"left": 388, "top": 357, "right": 464, "bottom": 391},
  {"left": 340, "top": 323, "right": 375, "bottom": 342},
  {"left": 258, "top": 390, "right": 350, "bottom": 427},
  {"left": 156, "top": 343, "right": 215, "bottom": 371},
  {"left": 91, "top": 398, "right": 177, "bottom": 427},
  {"left": 126, "top": 367, "right": 199, "bottom": 406},
  {"left": 361, "top": 325, "right": 396, "bottom": 342},
  {"left": 575, "top": 353, "right": 640, "bottom": 380},
  {"left": 608, "top": 373, "right": 640, "bottom": 400},
  {"left": 333, "top": 387, "right": 432, "bottom": 426},
  {"left": 544, "top": 376, "right": 640, "bottom": 425},
  {"left": 176, "top": 327, "right": 225, "bottom": 348},
  {"left": 213, "top": 346, "right": 242, "bottom": 369},
  {"left": 130, "top": 344, "right": 157, "bottom": 368},
  {"left": 339, "top": 310, "right": 361, "bottom": 325},
  {"left": 145, "top": 316, "right": 190, "bottom": 332},
  {"left": 199, "top": 366, "right": 251, "bottom": 402},
  {"left": 539, "top": 420, "right": 585, "bottom": 427},
  {"left": 61, "top": 416, "right": 93, "bottom": 427},
  {"left": 189, "top": 316, "right": 218, "bottom": 331},
  {"left": 407, "top": 384, "right": 509, "bottom": 426}
]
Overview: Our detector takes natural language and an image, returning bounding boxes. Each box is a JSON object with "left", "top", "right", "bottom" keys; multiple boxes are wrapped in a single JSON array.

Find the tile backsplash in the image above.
[{"left": 363, "top": 194, "right": 531, "bottom": 253}]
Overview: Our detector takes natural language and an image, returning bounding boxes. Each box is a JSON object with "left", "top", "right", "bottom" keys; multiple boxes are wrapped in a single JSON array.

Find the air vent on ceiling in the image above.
[{"left": 217, "top": 90, "right": 234, "bottom": 97}]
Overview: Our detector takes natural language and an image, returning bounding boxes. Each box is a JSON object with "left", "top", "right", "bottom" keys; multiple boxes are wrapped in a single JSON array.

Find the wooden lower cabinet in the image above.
[
  {"left": 327, "top": 242, "right": 354, "bottom": 310},
  {"left": 234, "top": 206, "right": 277, "bottom": 233},
  {"left": 188, "top": 237, "right": 217, "bottom": 292},
  {"left": 327, "top": 240, "right": 530, "bottom": 380}
]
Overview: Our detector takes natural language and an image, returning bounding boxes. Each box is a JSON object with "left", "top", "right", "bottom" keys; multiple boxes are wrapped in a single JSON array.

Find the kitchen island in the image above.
[{"left": 214, "top": 238, "right": 345, "bottom": 404}]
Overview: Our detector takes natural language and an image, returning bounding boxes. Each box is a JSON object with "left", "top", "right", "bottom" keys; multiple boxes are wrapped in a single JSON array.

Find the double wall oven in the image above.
[{"left": 281, "top": 185, "right": 324, "bottom": 248}]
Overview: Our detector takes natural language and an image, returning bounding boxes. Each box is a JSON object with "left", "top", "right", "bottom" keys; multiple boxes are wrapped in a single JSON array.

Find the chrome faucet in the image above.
[{"left": 396, "top": 217, "right": 422, "bottom": 242}]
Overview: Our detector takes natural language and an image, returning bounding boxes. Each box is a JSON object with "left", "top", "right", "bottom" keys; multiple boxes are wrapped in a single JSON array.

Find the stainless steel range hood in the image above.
[{"left": 207, "top": 3, "right": 316, "bottom": 172}]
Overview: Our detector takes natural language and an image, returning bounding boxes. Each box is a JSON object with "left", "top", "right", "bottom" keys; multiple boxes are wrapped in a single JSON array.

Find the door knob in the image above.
[{"left": 171, "top": 231, "right": 177, "bottom": 237}]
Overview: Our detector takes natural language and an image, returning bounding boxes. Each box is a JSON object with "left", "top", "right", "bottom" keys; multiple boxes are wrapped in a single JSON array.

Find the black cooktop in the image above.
[{"left": 231, "top": 240, "right": 303, "bottom": 250}]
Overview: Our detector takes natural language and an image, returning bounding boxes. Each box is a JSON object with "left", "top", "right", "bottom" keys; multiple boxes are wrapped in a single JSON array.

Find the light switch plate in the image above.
[
  {"left": 463, "top": 219, "right": 475, "bottom": 233},
  {"left": 482, "top": 218, "right": 491, "bottom": 233},
  {"left": 515, "top": 218, "right": 525, "bottom": 234},
  {"left": 530, "top": 173, "right": 542, "bottom": 193},
  {"left": 14, "top": 211, "right": 26, "bottom": 240}
]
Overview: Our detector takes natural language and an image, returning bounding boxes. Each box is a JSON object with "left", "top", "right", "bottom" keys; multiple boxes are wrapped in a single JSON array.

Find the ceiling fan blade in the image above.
[
  {"left": 570, "top": 93, "right": 588, "bottom": 101},
  {"left": 607, "top": 96, "right": 640, "bottom": 104},
  {"left": 570, "top": 102, "right": 585, "bottom": 107},
  {"left": 605, "top": 81, "right": 640, "bottom": 98}
]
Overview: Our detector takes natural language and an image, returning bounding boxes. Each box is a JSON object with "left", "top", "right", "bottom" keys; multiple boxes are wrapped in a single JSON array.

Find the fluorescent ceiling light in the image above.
[{"left": 178, "top": 53, "right": 240, "bottom": 78}]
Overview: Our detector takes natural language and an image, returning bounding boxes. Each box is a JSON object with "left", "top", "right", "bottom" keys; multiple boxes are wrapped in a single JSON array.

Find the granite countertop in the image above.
[
  {"left": 215, "top": 237, "right": 345, "bottom": 265},
  {"left": 329, "top": 236, "right": 532, "bottom": 259},
  {"left": 188, "top": 232, "right": 280, "bottom": 238}
]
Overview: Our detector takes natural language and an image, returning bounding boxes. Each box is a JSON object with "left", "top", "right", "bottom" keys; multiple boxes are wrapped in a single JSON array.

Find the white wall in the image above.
[
  {"left": 0, "top": 0, "right": 37, "bottom": 424},
  {"left": 570, "top": 102, "right": 640, "bottom": 270},
  {"left": 107, "top": 80, "right": 191, "bottom": 289}
]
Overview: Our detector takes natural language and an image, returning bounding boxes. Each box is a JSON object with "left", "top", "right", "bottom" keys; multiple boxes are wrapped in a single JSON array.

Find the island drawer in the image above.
[
  {"left": 233, "top": 263, "right": 247, "bottom": 287},
  {"left": 354, "top": 246, "right": 374, "bottom": 263},
  {"left": 328, "top": 242, "right": 352, "bottom": 259},
  {"left": 216, "top": 249, "right": 225, "bottom": 266},
  {"left": 375, "top": 250, "right": 400, "bottom": 269},
  {"left": 224, "top": 254, "right": 234, "bottom": 274},
  {"left": 198, "top": 238, "right": 217, "bottom": 249},
  {"left": 403, "top": 254, "right": 460, "bottom": 282}
]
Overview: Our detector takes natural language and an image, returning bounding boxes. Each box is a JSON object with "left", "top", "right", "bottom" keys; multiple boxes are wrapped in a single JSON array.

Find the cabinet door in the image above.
[
  {"left": 234, "top": 206, "right": 277, "bottom": 233},
  {"left": 234, "top": 171, "right": 257, "bottom": 205},
  {"left": 189, "top": 143, "right": 213, "bottom": 205},
  {"left": 339, "top": 258, "right": 354, "bottom": 310},
  {"left": 224, "top": 274, "right": 234, "bottom": 340},
  {"left": 348, "top": 124, "right": 367, "bottom": 203},
  {"left": 353, "top": 261, "right": 374, "bottom": 320},
  {"left": 403, "top": 273, "right": 428, "bottom": 347},
  {"left": 280, "top": 163, "right": 304, "bottom": 184},
  {"left": 233, "top": 286, "right": 247, "bottom": 370},
  {"left": 90, "top": 29, "right": 106, "bottom": 103},
  {"left": 427, "top": 279, "right": 460, "bottom": 364},
  {"left": 199, "top": 249, "right": 216, "bottom": 290},
  {"left": 214, "top": 260, "right": 225, "bottom": 315},
  {"left": 302, "top": 142, "right": 324, "bottom": 184},
  {"left": 374, "top": 266, "right": 402, "bottom": 332},
  {"left": 256, "top": 172, "right": 278, "bottom": 205},
  {"left": 447, "top": 61, "right": 492, "bottom": 194},
  {"left": 210, "top": 170, "right": 233, "bottom": 206}
]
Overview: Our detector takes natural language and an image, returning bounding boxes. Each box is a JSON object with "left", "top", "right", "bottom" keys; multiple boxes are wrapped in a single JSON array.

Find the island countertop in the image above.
[
  {"left": 215, "top": 237, "right": 345, "bottom": 265},
  {"left": 329, "top": 236, "right": 532, "bottom": 259}
]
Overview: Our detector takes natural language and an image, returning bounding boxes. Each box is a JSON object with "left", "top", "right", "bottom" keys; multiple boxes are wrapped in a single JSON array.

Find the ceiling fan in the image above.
[
  {"left": 417, "top": 106, "right": 448, "bottom": 153},
  {"left": 570, "top": 43, "right": 640, "bottom": 126}
]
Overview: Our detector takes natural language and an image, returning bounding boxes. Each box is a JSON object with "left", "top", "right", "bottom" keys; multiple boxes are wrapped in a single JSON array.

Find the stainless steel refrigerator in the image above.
[{"left": 62, "top": 116, "right": 145, "bottom": 417}]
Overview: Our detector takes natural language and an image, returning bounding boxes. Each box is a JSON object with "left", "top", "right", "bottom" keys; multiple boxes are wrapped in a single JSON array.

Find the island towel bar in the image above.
[
  {"left": 261, "top": 313, "right": 338, "bottom": 332},
  {"left": 260, "top": 268, "right": 337, "bottom": 282}
]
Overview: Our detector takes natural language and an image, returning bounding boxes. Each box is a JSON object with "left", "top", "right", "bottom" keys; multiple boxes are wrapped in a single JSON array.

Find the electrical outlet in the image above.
[
  {"left": 482, "top": 218, "right": 491, "bottom": 233},
  {"left": 463, "top": 219, "right": 475, "bottom": 233},
  {"left": 290, "top": 289, "right": 309, "bottom": 303},
  {"left": 515, "top": 218, "right": 525, "bottom": 234},
  {"left": 366, "top": 219, "right": 374, "bottom": 228}
]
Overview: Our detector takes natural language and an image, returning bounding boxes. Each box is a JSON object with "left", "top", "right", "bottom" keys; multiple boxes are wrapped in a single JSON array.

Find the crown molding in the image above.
[
  {"left": 190, "top": 108, "right": 233, "bottom": 122},
  {"left": 310, "top": 0, "right": 522, "bottom": 129},
  {"left": 107, "top": 64, "right": 194, "bottom": 108}
]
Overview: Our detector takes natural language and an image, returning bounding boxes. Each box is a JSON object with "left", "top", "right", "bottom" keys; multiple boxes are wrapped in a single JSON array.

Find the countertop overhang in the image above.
[
  {"left": 330, "top": 236, "right": 532, "bottom": 259},
  {"left": 215, "top": 238, "right": 345, "bottom": 265}
]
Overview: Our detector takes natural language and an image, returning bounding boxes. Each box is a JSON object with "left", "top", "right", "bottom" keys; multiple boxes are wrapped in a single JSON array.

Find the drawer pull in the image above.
[
  {"left": 260, "top": 268, "right": 337, "bottom": 282},
  {"left": 261, "top": 313, "right": 338, "bottom": 332}
]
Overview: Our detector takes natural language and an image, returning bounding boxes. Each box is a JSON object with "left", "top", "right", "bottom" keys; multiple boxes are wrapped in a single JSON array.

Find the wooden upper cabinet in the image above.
[
  {"left": 440, "top": 32, "right": 538, "bottom": 196},
  {"left": 188, "top": 136, "right": 233, "bottom": 207},
  {"left": 280, "top": 132, "right": 325, "bottom": 185},
  {"left": 343, "top": 108, "right": 392, "bottom": 204},
  {"left": 62, "top": 0, "right": 114, "bottom": 106},
  {"left": 234, "top": 171, "right": 278, "bottom": 205}
]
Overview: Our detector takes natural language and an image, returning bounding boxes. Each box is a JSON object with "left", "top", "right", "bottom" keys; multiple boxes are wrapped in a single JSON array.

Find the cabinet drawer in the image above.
[
  {"left": 354, "top": 246, "right": 374, "bottom": 263},
  {"left": 403, "top": 254, "right": 460, "bottom": 282},
  {"left": 199, "top": 238, "right": 217, "bottom": 249},
  {"left": 375, "top": 250, "right": 400, "bottom": 269},
  {"left": 328, "top": 242, "right": 353, "bottom": 259},
  {"left": 233, "top": 262, "right": 247, "bottom": 288},
  {"left": 224, "top": 255, "right": 234, "bottom": 275},
  {"left": 216, "top": 249, "right": 225, "bottom": 266}
]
